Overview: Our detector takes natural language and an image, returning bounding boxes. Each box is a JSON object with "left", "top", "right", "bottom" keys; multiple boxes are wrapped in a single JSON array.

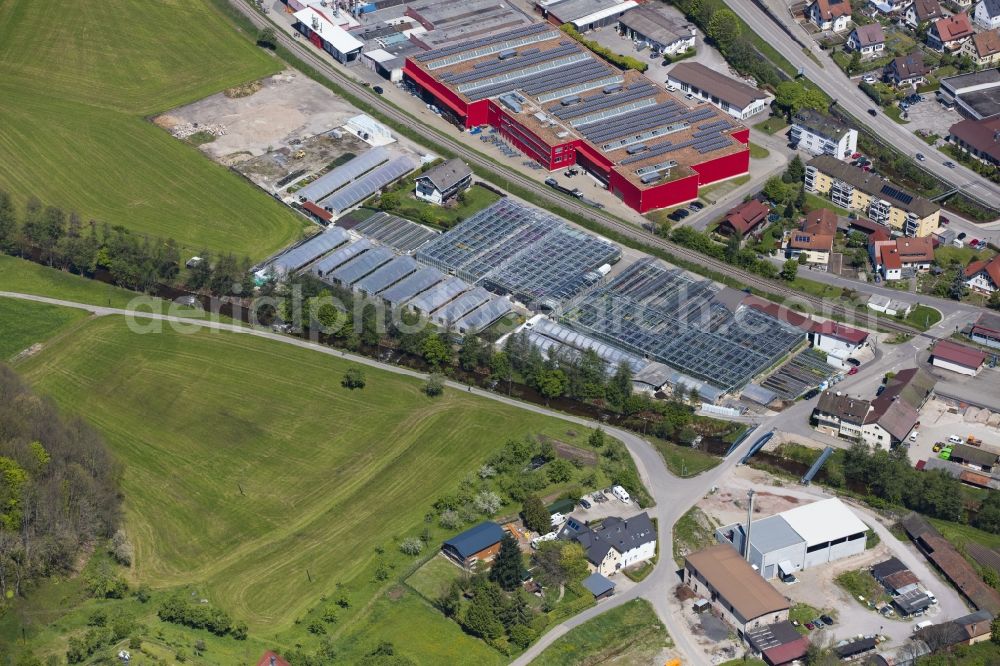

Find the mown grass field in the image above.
[
  {"left": 0, "top": 0, "right": 306, "bottom": 260},
  {"left": 0, "top": 297, "right": 88, "bottom": 361},
  {"left": 0, "top": 255, "right": 149, "bottom": 308},
  {"left": 13, "top": 315, "right": 611, "bottom": 661},
  {"left": 532, "top": 599, "right": 671, "bottom": 665}
]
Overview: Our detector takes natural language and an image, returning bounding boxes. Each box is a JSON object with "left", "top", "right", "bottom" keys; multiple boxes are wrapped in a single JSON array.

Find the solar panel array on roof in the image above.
[
  {"left": 560, "top": 258, "right": 804, "bottom": 393},
  {"left": 415, "top": 199, "right": 620, "bottom": 307},
  {"left": 582, "top": 103, "right": 717, "bottom": 147},
  {"left": 380, "top": 266, "right": 445, "bottom": 306},
  {"left": 432, "top": 286, "right": 493, "bottom": 324},
  {"left": 310, "top": 238, "right": 373, "bottom": 276},
  {"left": 880, "top": 184, "right": 913, "bottom": 205},
  {"left": 352, "top": 211, "right": 438, "bottom": 253},
  {"left": 407, "top": 276, "right": 470, "bottom": 314},
  {"left": 549, "top": 83, "right": 656, "bottom": 120},
  {"left": 469, "top": 60, "right": 614, "bottom": 102},
  {"left": 416, "top": 24, "right": 552, "bottom": 68},
  {"left": 352, "top": 255, "right": 419, "bottom": 295},
  {"left": 453, "top": 297, "right": 514, "bottom": 334},
  {"left": 297, "top": 148, "right": 390, "bottom": 202},
  {"left": 442, "top": 43, "right": 581, "bottom": 86},
  {"left": 272, "top": 227, "right": 350, "bottom": 274},
  {"left": 325, "top": 246, "right": 395, "bottom": 286},
  {"left": 317, "top": 156, "right": 417, "bottom": 214}
]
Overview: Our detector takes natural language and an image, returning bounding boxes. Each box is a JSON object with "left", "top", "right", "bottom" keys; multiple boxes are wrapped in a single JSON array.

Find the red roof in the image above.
[
  {"left": 722, "top": 199, "right": 770, "bottom": 235},
  {"left": 811, "top": 320, "right": 869, "bottom": 345},
  {"left": 812, "top": 0, "right": 852, "bottom": 20},
  {"left": 802, "top": 208, "right": 838, "bottom": 236},
  {"left": 934, "top": 13, "right": 974, "bottom": 43},
  {"left": 964, "top": 255, "right": 1000, "bottom": 288},
  {"left": 878, "top": 244, "right": 903, "bottom": 270},
  {"left": 932, "top": 339, "right": 986, "bottom": 370},
  {"left": 894, "top": 237, "right": 935, "bottom": 264},
  {"left": 849, "top": 217, "right": 884, "bottom": 234},
  {"left": 870, "top": 228, "right": 890, "bottom": 243},
  {"left": 961, "top": 470, "right": 993, "bottom": 488},
  {"left": 301, "top": 201, "right": 333, "bottom": 222},
  {"left": 257, "top": 652, "right": 291, "bottom": 666},
  {"left": 764, "top": 637, "right": 810, "bottom": 666},
  {"left": 744, "top": 296, "right": 814, "bottom": 331},
  {"left": 916, "top": 459, "right": 927, "bottom": 471}
]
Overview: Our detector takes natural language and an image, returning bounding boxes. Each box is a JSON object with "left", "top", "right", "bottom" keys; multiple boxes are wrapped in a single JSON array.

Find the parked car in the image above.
[
  {"left": 915, "top": 153, "right": 925, "bottom": 161},
  {"left": 910, "top": 430, "right": 919, "bottom": 441},
  {"left": 940, "top": 215, "right": 950, "bottom": 224},
  {"left": 970, "top": 239, "right": 980, "bottom": 247},
  {"left": 803, "top": 388, "right": 820, "bottom": 400},
  {"left": 846, "top": 357, "right": 861, "bottom": 367},
  {"left": 685, "top": 92, "right": 695, "bottom": 100},
  {"left": 932, "top": 443, "right": 943, "bottom": 452},
  {"left": 666, "top": 84, "right": 678, "bottom": 92},
  {"left": 373, "top": 85, "right": 384, "bottom": 95},
  {"left": 848, "top": 366, "right": 859, "bottom": 375},
  {"left": 851, "top": 152, "right": 862, "bottom": 159},
  {"left": 944, "top": 161, "right": 956, "bottom": 169},
  {"left": 690, "top": 201, "right": 705, "bottom": 211},
  {"left": 805, "top": 622, "right": 815, "bottom": 630},
  {"left": 868, "top": 108, "right": 878, "bottom": 117},
  {"left": 958, "top": 232, "right": 967, "bottom": 240},
  {"left": 876, "top": 384, "right": 886, "bottom": 396},
  {"left": 675, "top": 208, "right": 689, "bottom": 218},
  {"left": 863, "top": 75, "right": 876, "bottom": 84},
  {"left": 579, "top": 498, "right": 592, "bottom": 509}
]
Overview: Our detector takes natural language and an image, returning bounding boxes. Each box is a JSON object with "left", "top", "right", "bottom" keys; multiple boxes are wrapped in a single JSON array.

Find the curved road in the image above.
[
  {"left": 1, "top": 290, "right": 733, "bottom": 664},
  {"left": 724, "top": 0, "right": 1000, "bottom": 212},
  {"left": 233, "top": 1, "right": 932, "bottom": 338}
]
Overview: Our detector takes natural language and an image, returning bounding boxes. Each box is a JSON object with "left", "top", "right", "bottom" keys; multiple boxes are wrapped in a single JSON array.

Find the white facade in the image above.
[
  {"left": 932, "top": 357, "right": 979, "bottom": 376},
  {"left": 974, "top": 0, "right": 1000, "bottom": 29},
  {"left": 790, "top": 122, "right": 858, "bottom": 160},
  {"left": 665, "top": 74, "right": 771, "bottom": 120},
  {"left": 415, "top": 179, "right": 446, "bottom": 204},
  {"left": 781, "top": 498, "right": 868, "bottom": 568},
  {"left": 966, "top": 271, "right": 998, "bottom": 293},
  {"left": 847, "top": 29, "right": 885, "bottom": 57},
  {"left": 813, "top": 333, "right": 865, "bottom": 356},
  {"left": 809, "top": 2, "right": 852, "bottom": 31}
]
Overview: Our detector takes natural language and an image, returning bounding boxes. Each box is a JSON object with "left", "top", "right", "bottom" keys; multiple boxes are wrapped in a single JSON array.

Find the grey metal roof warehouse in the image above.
[
  {"left": 379, "top": 266, "right": 445, "bottom": 306},
  {"left": 617, "top": 6, "right": 694, "bottom": 47},
  {"left": 271, "top": 227, "right": 350, "bottom": 274},
  {"left": 297, "top": 148, "right": 390, "bottom": 203}
]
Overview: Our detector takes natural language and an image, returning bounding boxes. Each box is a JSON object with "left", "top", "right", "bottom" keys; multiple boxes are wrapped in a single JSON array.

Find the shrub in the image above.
[{"left": 399, "top": 537, "right": 425, "bottom": 555}]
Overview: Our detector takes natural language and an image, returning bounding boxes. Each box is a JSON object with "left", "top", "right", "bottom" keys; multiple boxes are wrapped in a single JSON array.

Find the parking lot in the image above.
[
  {"left": 899, "top": 98, "right": 962, "bottom": 147},
  {"left": 907, "top": 397, "right": 1000, "bottom": 465}
]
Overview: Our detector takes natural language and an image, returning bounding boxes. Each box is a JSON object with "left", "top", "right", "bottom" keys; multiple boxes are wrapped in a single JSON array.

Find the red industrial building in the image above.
[{"left": 403, "top": 24, "right": 750, "bottom": 213}]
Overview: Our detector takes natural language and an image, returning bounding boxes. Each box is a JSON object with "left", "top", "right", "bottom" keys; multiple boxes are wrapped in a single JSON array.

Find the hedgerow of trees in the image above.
[
  {"left": 0, "top": 190, "right": 253, "bottom": 296},
  {"left": 0, "top": 365, "right": 121, "bottom": 600}
]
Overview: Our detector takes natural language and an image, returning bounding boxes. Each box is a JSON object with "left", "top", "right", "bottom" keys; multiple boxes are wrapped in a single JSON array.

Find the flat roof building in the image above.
[
  {"left": 684, "top": 544, "right": 791, "bottom": 634},
  {"left": 938, "top": 67, "right": 1000, "bottom": 119},
  {"left": 403, "top": 25, "right": 751, "bottom": 213},
  {"left": 805, "top": 155, "right": 940, "bottom": 237}
]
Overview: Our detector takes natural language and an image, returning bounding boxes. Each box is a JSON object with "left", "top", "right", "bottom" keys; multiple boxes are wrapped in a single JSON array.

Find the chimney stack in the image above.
[{"left": 744, "top": 489, "right": 756, "bottom": 562}]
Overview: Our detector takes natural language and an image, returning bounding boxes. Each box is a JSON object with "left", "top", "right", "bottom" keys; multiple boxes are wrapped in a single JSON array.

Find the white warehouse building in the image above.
[{"left": 716, "top": 498, "right": 869, "bottom": 579}]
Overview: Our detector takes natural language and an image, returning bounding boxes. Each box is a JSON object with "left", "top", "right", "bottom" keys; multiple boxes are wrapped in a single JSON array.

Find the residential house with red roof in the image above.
[
  {"left": 870, "top": 236, "right": 935, "bottom": 280},
  {"left": 928, "top": 13, "right": 975, "bottom": 51},
  {"left": 807, "top": 0, "right": 853, "bottom": 31},
  {"left": 965, "top": 254, "right": 1000, "bottom": 293},
  {"left": 717, "top": 199, "right": 771, "bottom": 238},
  {"left": 786, "top": 209, "right": 838, "bottom": 266},
  {"left": 961, "top": 29, "right": 1000, "bottom": 66},
  {"left": 810, "top": 320, "right": 869, "bottom": 356},
  {"left": 931, "top": 339, "right": 987, "bottom": 375}
]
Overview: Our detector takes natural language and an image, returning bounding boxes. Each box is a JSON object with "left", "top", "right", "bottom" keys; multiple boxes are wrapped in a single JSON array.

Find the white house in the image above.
[
  {"left": 965, "top": 254, "right": 1000, "bottom": 293},
  {"left": 847, "top": 24, "right": 886, "bottom": 57},
  {"left": 974, "top": 0, "right": 1000, "bottom": 29},
  {"left": 810, "top": 320, "right": 869, "bottom": 356},
  {"left": 903, "top": 0, "right": 944, "bottom": 28},
  {"left": 808, "top": 0, "right": 853, "bottom": 31},
  {"left": 414, "top": 158, "right": 472, "bottom": 205},
  {"left": 789, "top": 109, "right": 858, "bottom": 159},
  {"left": 560, "top": 512, "right": 656, "bottom": 576},
  {"left": 665, "top": 62, "right": 772, "bottom": 120},
  {"left": 867, "top": 294, "right": 912, "bottom": 317}
]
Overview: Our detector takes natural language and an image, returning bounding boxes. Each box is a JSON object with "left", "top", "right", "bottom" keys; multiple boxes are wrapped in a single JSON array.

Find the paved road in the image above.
[
  {"left": 723, "top": 0, "right": 1000, "bottom": 216},
  {"left": 238, "top": 2, "right": 926, "bottom": 338},
  {"left": 1, "top": 290, "right": 716, "bottom": 663}
]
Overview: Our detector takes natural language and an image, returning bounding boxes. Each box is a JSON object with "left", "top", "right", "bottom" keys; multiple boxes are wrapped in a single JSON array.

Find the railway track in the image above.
[{"left": 236, "top": 2, "right": 925, "bottom": 338}]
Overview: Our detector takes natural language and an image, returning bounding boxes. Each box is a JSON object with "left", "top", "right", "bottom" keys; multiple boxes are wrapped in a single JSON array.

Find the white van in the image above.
[
  {"left": 913, "top": 620, "right": 932, "bottom": 633},
  {"left": 612, "top": 485, "right": 631, "bottom": 503},
  {"left": 909, "top": 430, "right": 919, "bottom": 442},
  {"left": 948, "top": 435, "right": 963, "bottom": 445}
]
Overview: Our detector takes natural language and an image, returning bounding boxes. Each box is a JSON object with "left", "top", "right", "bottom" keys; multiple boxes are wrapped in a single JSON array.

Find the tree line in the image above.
[
  {"left": 0, "top": 365, "right": 121, "bottom": 600},
  {"left": 0, "top": 190, "right": 253, "bottom": 296}
]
